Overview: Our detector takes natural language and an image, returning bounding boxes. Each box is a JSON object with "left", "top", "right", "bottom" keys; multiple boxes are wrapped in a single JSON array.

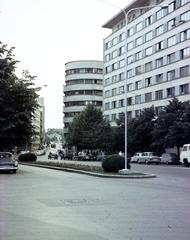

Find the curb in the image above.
[{"left": 19, "top": 162, "right": 156, "bottom": 179}]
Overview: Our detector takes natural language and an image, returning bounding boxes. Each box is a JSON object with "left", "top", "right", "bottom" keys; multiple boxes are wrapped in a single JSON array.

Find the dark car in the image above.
[
  {"left": 48, "top": 152, "right": 58, "bottom": 159},
  {"left": 0, "top": 152, "right": 18, "bottom": 173},
  {"left": 161, "top": 153, "right": 180, "bottom": 164},
  {"left": 61, "top": 153, "right": 73, "bottom": 160}
]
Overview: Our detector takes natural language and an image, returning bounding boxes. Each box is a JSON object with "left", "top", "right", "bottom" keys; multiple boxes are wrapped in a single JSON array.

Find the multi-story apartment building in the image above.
[
  {"left": 102, "top": 0, "right": 190, "bottom": 126},
  {"left": 63, "top": 60, "right": 103, "bottom": 138}
]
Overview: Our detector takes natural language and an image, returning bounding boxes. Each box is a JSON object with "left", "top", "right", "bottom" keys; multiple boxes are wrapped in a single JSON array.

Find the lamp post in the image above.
[{"left": 100, "top": 0, "right": 167, "bottom": 174}]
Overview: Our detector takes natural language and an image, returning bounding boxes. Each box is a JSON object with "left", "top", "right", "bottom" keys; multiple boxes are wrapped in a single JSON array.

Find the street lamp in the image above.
[{"left": 100, "top": 1, "right": 168, "bottom": 174}]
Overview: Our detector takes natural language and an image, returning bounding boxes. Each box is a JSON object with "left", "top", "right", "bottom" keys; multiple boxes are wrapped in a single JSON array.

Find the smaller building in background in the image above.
[{"left": 63, "top": 60, "right": 103, "bottom": 139}]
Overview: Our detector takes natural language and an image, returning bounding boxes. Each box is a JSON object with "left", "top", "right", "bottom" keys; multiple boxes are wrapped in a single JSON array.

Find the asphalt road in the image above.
[{"left": 0, "top": 158, "right": 190, "bottom": 240}]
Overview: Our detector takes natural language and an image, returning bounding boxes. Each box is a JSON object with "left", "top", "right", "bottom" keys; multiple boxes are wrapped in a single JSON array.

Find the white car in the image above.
[
  {"left": 36, "top": 149, "right": 46, "bottom": 156},
  {"left": 180, "top": 144, "right": 190, "bottom": 167},
  {"left": 130, "top": 152, "right": 143, "bottom": 163}
]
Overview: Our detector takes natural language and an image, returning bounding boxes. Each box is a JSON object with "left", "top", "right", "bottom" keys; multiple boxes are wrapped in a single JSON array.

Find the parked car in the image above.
[
  {"left": 130, "top": 152, "right": 143, "bottom": 163},
  {"left": 180, "top": 144, "right": 190, "bottom": 167},
  {"left": 96, "top": 153, "right": 109, "bottom": 161},
  {"left": 0, "top": 152, "right": 18, "bottom": 173},
  {"left": 161, "top": 153, "right": 180, "bottom": 164},
  {"left": 48, "top": 152, "right": 58, "bottom": 159},
  {"left": 61, "top": 153, "right": 73, "bottom": 160},
  {"left": 36, "top": 149, "right": 46, "bottom": 156},
  {"left": 137, "top": 152, "right": 161, "bottom": 164}
]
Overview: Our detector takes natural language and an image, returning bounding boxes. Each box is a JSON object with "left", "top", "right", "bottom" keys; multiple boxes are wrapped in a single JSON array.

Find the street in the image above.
[{"left": 0, "top": 158, "right": 190, "bottom": 240}]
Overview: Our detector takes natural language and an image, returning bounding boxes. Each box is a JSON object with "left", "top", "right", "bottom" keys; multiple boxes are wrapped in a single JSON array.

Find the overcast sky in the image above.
[{"left": 0, "top": 0, "right": 132, "bottom": 130}]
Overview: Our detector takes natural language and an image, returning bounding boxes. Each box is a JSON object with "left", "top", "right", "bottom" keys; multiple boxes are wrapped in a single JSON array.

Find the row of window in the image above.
[
  {"left": 105, "top": 0, "right": 190, "bottom": 50},
  {"left": 66, "top": 68, "right": 102, "bottom": 75},
  {"left": 64, "top": 101, "right": 102, "bottom": 107},
  {"left": 105, "top": 65, "right": 189, "bottom": 97},
  {"left": 64, "top": 90, "right": 102, "bottom": 97},
  {"left": 104, "top": 83, "right": 189, "bottom": 111},
  {"left": 105, "top": 48, "right": 190, "bottom": 87},
  {"left": 66, "top": 79, "right": 102, "bottom": 85}
]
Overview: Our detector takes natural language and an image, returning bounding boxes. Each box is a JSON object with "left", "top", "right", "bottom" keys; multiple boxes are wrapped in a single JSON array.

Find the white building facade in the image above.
[
  {"left": 102, "top": 0, "right": 190, "bottom": 126},
  {"left": 63, "top": 60, "right": 103, "bottom": 137}
]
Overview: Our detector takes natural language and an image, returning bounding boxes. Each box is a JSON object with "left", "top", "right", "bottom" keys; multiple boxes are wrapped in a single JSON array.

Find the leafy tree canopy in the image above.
[
  {"left": 0, "top": 42, "right": 40, "bottom": 150},
  {"left": 66, "top": 104, "right": 112, "bottom": 152}
]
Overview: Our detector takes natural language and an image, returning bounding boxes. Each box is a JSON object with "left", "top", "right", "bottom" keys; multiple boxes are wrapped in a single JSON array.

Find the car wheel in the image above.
[
  {"left": 138, "top": 160, "right": 141, "bottom": 164},
  {"left": 12, "top": 170, "right": 16, "bottom": 174},
  {"left": 145, "top": 160, "right": 149, "bottom": 164}
]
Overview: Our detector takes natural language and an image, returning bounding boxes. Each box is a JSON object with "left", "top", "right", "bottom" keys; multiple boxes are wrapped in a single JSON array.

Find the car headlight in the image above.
[{"left": 14, "top": 161, "right": 18, "bottom": 167}]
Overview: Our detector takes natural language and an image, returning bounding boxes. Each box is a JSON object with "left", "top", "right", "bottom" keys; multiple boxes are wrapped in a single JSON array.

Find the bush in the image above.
[
  {"left": 102, "top": 154, "right": 131, "bottom": 172},
  {"left": 18, "top": 153, "right": 37, "bottom": 162}
]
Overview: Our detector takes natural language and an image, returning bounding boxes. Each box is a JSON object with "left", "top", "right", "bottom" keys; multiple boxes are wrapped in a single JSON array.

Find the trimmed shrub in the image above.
[
  {"left": 102, "top": 154, "right": 131, "bottom": 172},
  {"left": 18, "top": 153, "right": 37, "bottom": 162}
]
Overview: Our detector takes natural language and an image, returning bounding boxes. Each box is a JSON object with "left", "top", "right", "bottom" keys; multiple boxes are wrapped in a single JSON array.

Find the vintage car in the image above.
[{"left": 0, "top": 152, "right": 18, "bottom": 173}]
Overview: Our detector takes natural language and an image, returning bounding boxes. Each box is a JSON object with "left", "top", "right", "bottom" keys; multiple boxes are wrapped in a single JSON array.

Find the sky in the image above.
[{"left": 0, "top": 0, "right": 132, "bottom": 130}]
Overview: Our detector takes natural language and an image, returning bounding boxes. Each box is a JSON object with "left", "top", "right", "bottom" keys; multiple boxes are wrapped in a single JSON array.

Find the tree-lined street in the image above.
[{"left": 0, "top": 163, "right": 189, "bottom": 240}]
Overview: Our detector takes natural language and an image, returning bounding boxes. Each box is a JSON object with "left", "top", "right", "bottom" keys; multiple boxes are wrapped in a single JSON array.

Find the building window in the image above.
[
  {"left": 180, "top": 84, "right": 189, "bottom": 94},
  {"left": 145, "top": 46, "right": 153, "bottom": 56},
  {"left": 128, "top": 27, "right": 134, "bottom": 36},
  {"left": 127, "top": 83, "right": 132, "bottom": 91},
  {"left": 167, "top": 70, "right": 175, "bottom": 80},
  {"left": 167, "top": 87, "right": 175, "bottom": 97},
  {"left": 119, "top": 86, "right": 124, "bottom": 94},
  {"left": 156, "top": 41, "right": 164, "bottom": 51},
  {"left": 180, "top": 66, "right": 189, "bottom": 77},
  {"left": 136, "top": 22, "right": 142, "bottom": 32},
  {"left": 136, "top": 51, "right": 142, "bottom": 60},
  {"left": 156, "top": 25, "right": 164, "bottom": 36},
  {"left": 127, "top": 41, "right": 133, "bottom": 50},
  {"left": 156, "top": 9, "right": 165, "bottom": 20},
  {"left": 127, "top": 69, "right": 133, "bottom": 78},
  {"left": 127, "top": 97, "right": 132, "bottom": 106},
  {"left": 181, "top": 0, "right": 190, "bottom": 6},
  {"left": 105, "top": 66, "right": 111, "bottom": 73},
  {"left": 106, "top": 41, "right": 111, "bottom": 49},
  {"left": 119, "top": 59, "right": 125, "bottom": 68},
  {"left": 156, "top": 74, "right": 163, "bottom": 83},
  {"left": 155, "top": 106, "right": 163, "bottom": 116},
  {"left": 145, "top": 92, "right": 152, "bottom": 102},
  {"left": 135, "top": 81, "right": 141, "bottom": 90},
  {"left": 145, "top": 77, "right": 152, "bottom": 87},
  {"left": 112, "top": 50, "right": 117, "bottom": 58},
  {"left": 119, "top": 99, "right": 124, "bottom": 107},
  {"left": 168, "top": 19, "right": 175, "bottom": 30},
  {"left": 136, "top": 36, "right": 142, "bottom": 46},
  {"left": 119, "top": 72, "right": 124, "bottom": 81},
  {"left": 156, "top": 90, "right": 163, "bottom": 100},
  {"left": 145, "top": 16, "right": 153, "bottom": 26},
  {"left": 145, "top": 31, "right": 152, "bottom": 41},
  {"left": 181, "top": 11, "right": 190, "bottom": 22},
  {"left": 119, "top": 46, "right": 124, "bottom": 56},
  {"left": 112, "top": 62, "right": 117, "bottom": 71},
  {"left": 105, "top": 54, "right": 110, "bottom": 61},
  {"left": 145, "top": 62, "right": 152, "bottom": 71},
  {"left": 135, "top": 66, "right": 141, "bottom": 75},
  {"left": 168, "top": 36, "right": 176, "bottom": 47},
  {"left": 127, "top": 55, "right": 133, "bottom": 64},
  {"left": 119, "top": 32, "right": 125, "bottom": 41},
  {"left": 156, "top": 58, "right": 163, "bottom": 68},
  {"left": 168, "top": 2, "right": 175, "bottom": 13},
  {"left": 135, "top": 95, "right": 141, "bottom": 104},
  {"left": 167, "top": 53, "right": 175, "bottom": 64},
  {"left": 112, "top": 101, "right": 117, "bottom": 109},
  {"left": 105, "top": 102, "right": 110, "bottom": 110},
  {"left": 135, "top": 110, "right": 140, "bottom": 118},
  {"left": 112, "top": 37, "right": 117, "bottom": 46},
  {"left": 105, "top": 90, "right": 110, "bottom": 98},
  {"left": 180, "top": 29, "right": 190, "bottom": 41},
  {"left": 112, "top": 88, "right": 117, "bottom": 96},
  {"left": 111, "top": 114, "right": 116, "bottom": 122},
  {"left": 112, "top": 75, "right": 117, "bottom": 83},
  {"left": 180, "top": 47, "right": 190, "bottom": 59},
  {"left": 105, "top": 78, "right": 109, "bottom": 86}
]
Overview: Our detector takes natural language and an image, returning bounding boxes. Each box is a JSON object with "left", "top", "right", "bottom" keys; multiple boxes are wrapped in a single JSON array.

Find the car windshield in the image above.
[
  {"left": 0, "top": 153, "right": 12, "bottom": 158},
  {"left": 149, "top": 152, "right": 157, "bottom": 156}
]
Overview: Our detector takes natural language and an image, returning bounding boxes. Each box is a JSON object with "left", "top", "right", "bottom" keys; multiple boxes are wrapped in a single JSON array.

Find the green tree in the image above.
[
  {"left": 0, "top": 42, "right": 40, "bottom": 150},
  {"left": 66, "top": 104, "right": 112, "bottom": 152},
  {"left": 151, "top": 98, "right": 190, "bottom": 156}
]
